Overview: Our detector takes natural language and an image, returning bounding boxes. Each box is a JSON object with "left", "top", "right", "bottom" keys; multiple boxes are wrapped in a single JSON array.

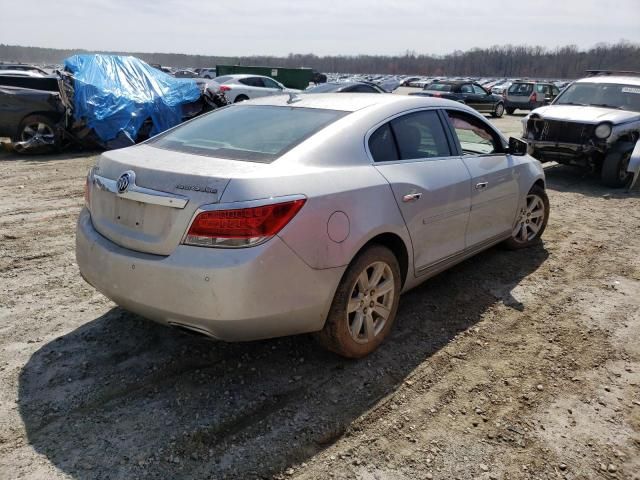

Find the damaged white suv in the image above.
[{"left": 522, "top": 71, "right": 640, "bottom": 189}]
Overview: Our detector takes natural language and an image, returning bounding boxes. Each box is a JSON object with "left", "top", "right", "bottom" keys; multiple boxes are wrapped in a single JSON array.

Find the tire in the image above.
[
  {"left": 315, "top": 245, "right": 401, "bottom": 358},
  {"left": 15, "top": 114, "right": 59, "bottom": 154},
  {"left": 503, "top": 185, "right": 549, "bottom": 250},
  {"left": 234, "top": 95, "right": 249, "bottom": 103},
  {"left": 506, "top": 107, "right": 515, "bottom": 115},
  {"left": 491, "top": 103, "right": 505, "bottom": 118},
  {"left": 601, "top": 149, "right": 633, "bottom": 188}
]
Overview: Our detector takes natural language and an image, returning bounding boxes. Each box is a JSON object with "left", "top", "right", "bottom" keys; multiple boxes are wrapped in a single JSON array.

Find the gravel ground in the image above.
[{"left": 0, "top": 113, "right": 639, "bottom": 480}]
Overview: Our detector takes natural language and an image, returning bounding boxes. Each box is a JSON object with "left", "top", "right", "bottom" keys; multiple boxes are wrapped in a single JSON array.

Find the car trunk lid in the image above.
[{"left": 88, "top": 144, "right": 266, "bottom": 255}]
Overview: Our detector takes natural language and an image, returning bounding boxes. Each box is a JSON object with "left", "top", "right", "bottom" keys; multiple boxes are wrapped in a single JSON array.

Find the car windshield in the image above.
[
  {"left": 426, "top": 83, "right": 453, "bottom": 92},
  {"left": 554, "top": 82, "right": 640, "bottom": 112},
  {"left": 149, "top": 105, "right": 347, "bottom": 162}
]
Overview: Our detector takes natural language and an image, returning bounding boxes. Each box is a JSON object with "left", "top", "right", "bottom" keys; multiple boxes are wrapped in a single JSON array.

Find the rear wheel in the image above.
[
  {"left": 503, "top": 185, "right": 549, "bottom": 250},
  {"left": 15, "top": 115, "right": 59, "bottom": 154},
  {"left": 506, "top": 107, "right": 515, "bottom": 115},
  {"left": 234, "top": 95, "right": 249, "bottom": 103},
  {"left": 491, "top": 103, "right": 505, "bottom": 118},
  {"left": 316, "top": 245, "right": 401, "bottom": 358},
  {"left": 601, "top": 149, "right": 632, "bottom": 188}
]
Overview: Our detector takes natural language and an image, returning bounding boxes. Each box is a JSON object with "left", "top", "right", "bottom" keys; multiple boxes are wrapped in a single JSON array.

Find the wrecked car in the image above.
[
  {"left": 523, "top": 71, "right": 640, "bottom": 188},
  {"left": 0, "top": 84, "right": 65, "bottom": 153},
  {"left": 0, "top": 55, "right": 227, "bottom": 154}
]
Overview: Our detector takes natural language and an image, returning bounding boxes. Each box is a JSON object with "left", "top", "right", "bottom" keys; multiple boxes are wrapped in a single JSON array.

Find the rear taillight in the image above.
[
  {"left": 184, "top": 198, "right": 306, "bottom": 248},
  {"left": 219, "top": 85, "right": 231, "bottom": 92}
]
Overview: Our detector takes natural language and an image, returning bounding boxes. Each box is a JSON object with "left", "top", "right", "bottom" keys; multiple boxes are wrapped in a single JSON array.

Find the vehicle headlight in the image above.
[{"left": 594, "top": 122, "right": 612, "bottom": 139}]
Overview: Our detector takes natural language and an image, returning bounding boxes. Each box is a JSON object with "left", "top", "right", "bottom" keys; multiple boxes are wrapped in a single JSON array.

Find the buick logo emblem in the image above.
[{"left": 116, "top": 171, "right": 135, "bottom": 194}]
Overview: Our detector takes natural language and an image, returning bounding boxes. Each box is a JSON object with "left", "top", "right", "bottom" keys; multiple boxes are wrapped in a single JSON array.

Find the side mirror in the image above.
[{"left": 507, "top": 137, "right": 528, "bottom": 156}]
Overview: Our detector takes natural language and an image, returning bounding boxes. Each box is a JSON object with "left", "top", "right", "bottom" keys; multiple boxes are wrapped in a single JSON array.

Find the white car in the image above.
[{"left": 210, "top": 74, "right": 301, "bottom": 103}]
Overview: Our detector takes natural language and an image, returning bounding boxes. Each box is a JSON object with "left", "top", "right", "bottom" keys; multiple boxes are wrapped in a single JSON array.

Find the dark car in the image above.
[
  {"left": 305, "top": 81, "right": 386, "bottom": 94},
  {"left": 505, "top": 81, "right": 560, "bottom": 114},
  {"left": 0, "top": 84, "right": 65, "bottom": 153},
  {"left": 409, "top": 81, "right": 505, "bottom": 117},
  {"left": 0, "top": 63, "right": 49, "bottom": 75}
]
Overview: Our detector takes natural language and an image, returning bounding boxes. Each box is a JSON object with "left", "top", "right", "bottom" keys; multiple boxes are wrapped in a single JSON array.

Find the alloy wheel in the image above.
[
  {"left": 512, "top": 193, "right": 545, "bottom": 243},
  {"left": 346, "top": 261, "right": 395, "bottom": 344},
  {"left": 21, "top": 122, "right": 55, "bottom": 145}
]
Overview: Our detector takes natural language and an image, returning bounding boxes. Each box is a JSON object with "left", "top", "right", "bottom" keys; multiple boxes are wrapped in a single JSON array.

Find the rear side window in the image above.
[
  {"left": 239, "top": 77, "right": 265, "bottom": 87},
  {"left": 150, "top": 105, "right": 347, "bottom": 162},
  {"left": 426, "top": 83, "right": 452, "bottom": 92},
  {"left": 369, "top": 124, "right": 399, "bottom": 162},
  {"left": 369, "top": 110, "right": 451, "bottom": 162}
]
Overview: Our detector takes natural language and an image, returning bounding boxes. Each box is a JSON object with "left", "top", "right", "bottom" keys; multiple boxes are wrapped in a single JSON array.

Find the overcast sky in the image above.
[{"left": 1, "top": 0, "right": 639, "bottom": 56}]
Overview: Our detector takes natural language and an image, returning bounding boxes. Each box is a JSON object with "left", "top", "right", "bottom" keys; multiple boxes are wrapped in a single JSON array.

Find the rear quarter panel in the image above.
[{"left": 219, "top": 165, "right": 413, "bottom": 272}]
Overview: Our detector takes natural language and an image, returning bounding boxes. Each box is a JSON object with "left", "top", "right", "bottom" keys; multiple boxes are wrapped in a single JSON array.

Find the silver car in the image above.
[
  {"left": 76, "top": 94, "right": 549, "bottom": 358},
  {"left": 210, "top": 74, "right": 300, "bottom": 103}
]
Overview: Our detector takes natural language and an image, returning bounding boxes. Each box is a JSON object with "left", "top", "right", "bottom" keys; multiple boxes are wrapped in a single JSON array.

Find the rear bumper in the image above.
[{"left": 76, "top": 208, "right": 343, "bottom": 341}]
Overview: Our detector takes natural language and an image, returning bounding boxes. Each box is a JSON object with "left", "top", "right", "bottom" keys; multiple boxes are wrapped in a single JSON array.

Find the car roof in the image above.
[
  {"left": 225, "top": 74, "right": 273, "bottom": 80},
  {"left": 241, "top": 92, "right": 469, "bottom": 112},
  {"left": 575, "top": 75, "right": 640, "bottom": 86}
]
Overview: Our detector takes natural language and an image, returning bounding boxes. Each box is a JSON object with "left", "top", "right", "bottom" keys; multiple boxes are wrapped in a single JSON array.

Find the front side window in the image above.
[
  {"left": 446, "top": 110, "right": 502, "bottom": 155},
  {"left": 150, "top": 105, "right": 347, "bottom": 162},
  {"left": 473, "top": 84, "right": 487, "bottom": 95},
  {"left": 460, "top": 84, "right": 473, "bottom": 94},
  {"left": 262, "top": 78, "right": 281, "bottom": 89}
]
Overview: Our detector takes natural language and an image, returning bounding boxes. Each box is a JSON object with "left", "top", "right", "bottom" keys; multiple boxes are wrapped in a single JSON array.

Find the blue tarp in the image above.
[{"left": 64, "top": 54, "right": 201, "bottom": 143}]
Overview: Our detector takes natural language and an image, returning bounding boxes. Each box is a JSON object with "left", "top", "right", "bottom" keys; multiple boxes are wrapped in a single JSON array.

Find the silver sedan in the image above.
[{"left": 76, "top": 93, "right": 549, "bottom": 358}]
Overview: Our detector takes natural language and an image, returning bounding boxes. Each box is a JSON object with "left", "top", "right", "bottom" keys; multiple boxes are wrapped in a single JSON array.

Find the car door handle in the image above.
[
  {"left": 402, "top": 193, "right": 422, "bottom": 202},
  {"left": 475, "top": 182, "right": 488, "bottom": 190}
]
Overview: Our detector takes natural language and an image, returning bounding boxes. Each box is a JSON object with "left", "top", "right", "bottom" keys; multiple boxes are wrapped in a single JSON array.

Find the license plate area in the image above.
[{"left": 114, "top": 197, "right": 145, "bottom": 229}]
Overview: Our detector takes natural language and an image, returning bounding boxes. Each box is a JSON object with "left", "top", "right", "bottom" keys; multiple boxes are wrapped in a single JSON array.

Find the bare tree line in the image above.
[{"left": 1, "top": 42, "right": 638, "bottom": 78}]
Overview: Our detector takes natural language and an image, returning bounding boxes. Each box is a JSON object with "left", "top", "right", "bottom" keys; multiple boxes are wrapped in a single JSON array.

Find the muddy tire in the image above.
[
  {"left": 601, "top": 149, "right": 632, "bottom": 188},
  {"left": 491, "top": 103, "right": 505, "bottom": 118},
  {"left": 316, "top": 245, "right": 401, "bottom": 358},
  {"left": 506, "top": 107, "right": 515, "bottom": 115},
  {"left": 15, "top": 115, "right": 60, "bottom": 155},
  {"left": 503, "top": 185, "right": 549, "bottom": 250}
]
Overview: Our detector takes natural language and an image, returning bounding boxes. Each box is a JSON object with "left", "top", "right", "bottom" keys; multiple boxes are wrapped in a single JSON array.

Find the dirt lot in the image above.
[{"left": 0, "top": 113, "right": 639, "bottom": 480}]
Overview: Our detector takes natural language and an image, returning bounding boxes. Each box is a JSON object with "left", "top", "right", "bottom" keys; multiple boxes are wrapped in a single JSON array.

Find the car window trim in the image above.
[
  {"left": 364, "top": 107, "right": 458, "bottom": 165},
  {"left": 441, "top": 108, "right": 507, "bottom": 157}
]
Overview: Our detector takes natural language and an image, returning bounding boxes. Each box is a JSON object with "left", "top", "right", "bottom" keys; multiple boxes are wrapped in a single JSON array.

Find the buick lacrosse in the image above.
[{"left": 77, "top": 94, "right": 549, "bottom": 358}]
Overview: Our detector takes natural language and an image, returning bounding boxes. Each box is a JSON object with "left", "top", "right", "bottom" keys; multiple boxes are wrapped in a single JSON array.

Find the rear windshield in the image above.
[
  {"left": 426, "top": 83, "right": 453, "bottom": 92},
  {"left": 149, "top": 105, "right": 347, "bottom": 162},
  {"left": 508, "top": 83, "right": 533, "bottom": 94}
]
